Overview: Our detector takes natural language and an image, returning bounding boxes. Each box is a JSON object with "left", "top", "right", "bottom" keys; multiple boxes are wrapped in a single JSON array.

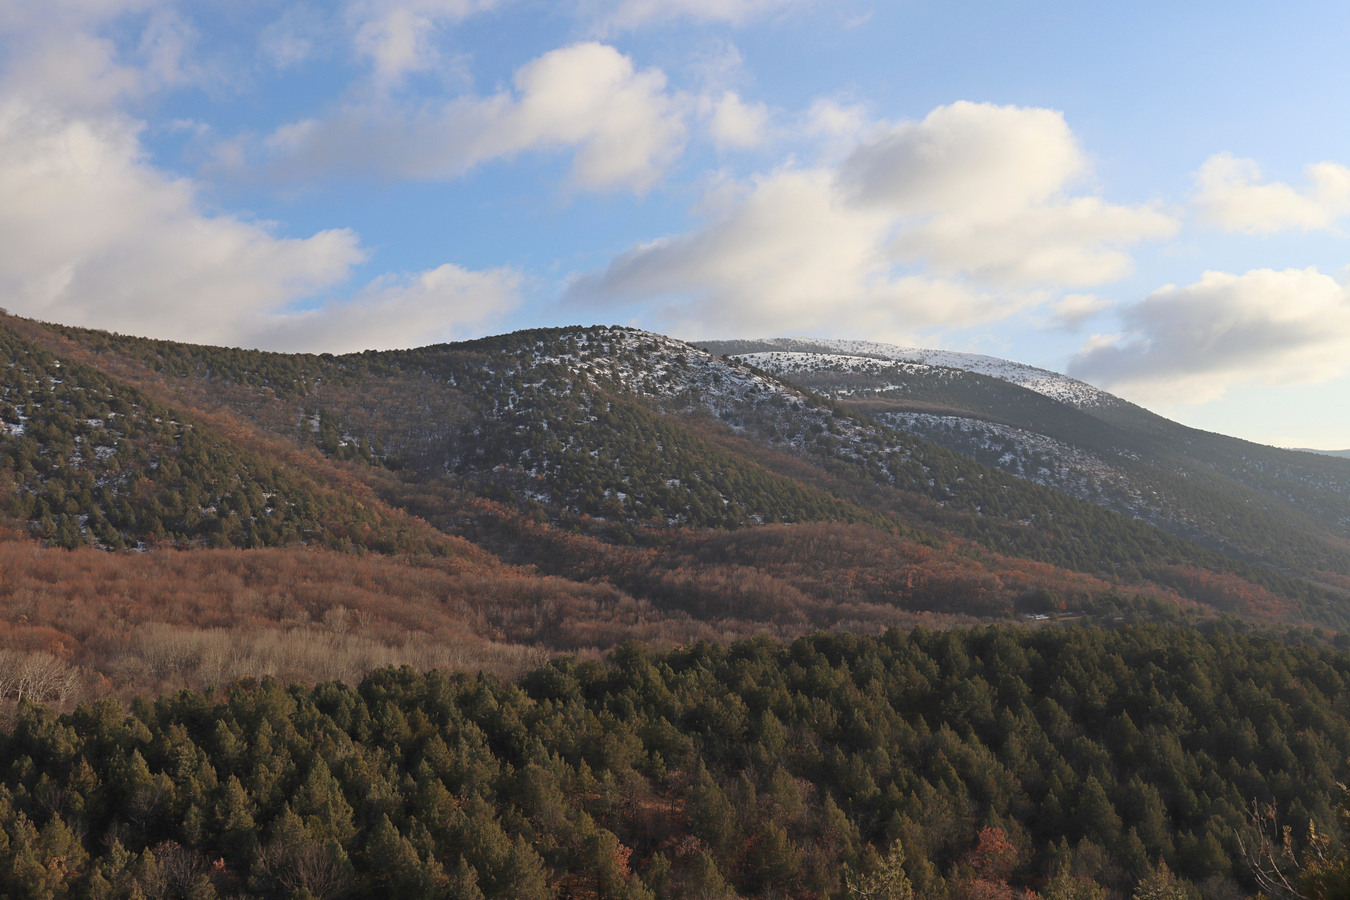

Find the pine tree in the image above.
[
  {"left": 846, "top": 840, "right": 914, "bottom": 900},
  {"left": 1132, "top": 860, "right": 1199, "bottom": 900}
]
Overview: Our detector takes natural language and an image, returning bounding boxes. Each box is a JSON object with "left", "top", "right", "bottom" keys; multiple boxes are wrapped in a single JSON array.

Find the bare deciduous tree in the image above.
[{"left": 0, "top": 650, "right": 79, "bottom": 704}]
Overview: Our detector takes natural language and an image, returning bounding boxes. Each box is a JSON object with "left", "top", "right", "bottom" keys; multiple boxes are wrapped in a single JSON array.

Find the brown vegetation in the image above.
[{"left": 0, "top": 515, "right": 1088, "bottom": 704}]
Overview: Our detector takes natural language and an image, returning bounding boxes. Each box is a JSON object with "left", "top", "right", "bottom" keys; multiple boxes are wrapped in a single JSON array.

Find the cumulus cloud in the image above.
[
  {"left": 1193, "top": 153, "right": 1350, "bottom": 234},
  {"left": 1069, "top": 267, "right": 1350, "bottom": 403},
  {"left": 840, "top": 102, "right": 1177, "bottom": 287},
  {"left": 253, "top": 42, "right": 686, "bottom": 193},
  {"left": 804, "top": 98, "right": 867, "bottom": 141},
  {"left": 572, "top": 102, "right": 1176, "bottom": 337},
  {"left": 0, "top": 0, "right": 523, "bottom": 353},
  {"left": 1049, "top": 294, "right": 1112, "bottom": 330},
  {"left": 0, "top": 99, "right": 356, "bottom": 339},
  {"left": 1, "top": 1, "right": 213, "bottom": 115},
  {"left": 569, "top": 167, "right": 1029, "bottom": 338},
  {"left": 839, "top": 102, "right": 1087, "bottom": 217}
]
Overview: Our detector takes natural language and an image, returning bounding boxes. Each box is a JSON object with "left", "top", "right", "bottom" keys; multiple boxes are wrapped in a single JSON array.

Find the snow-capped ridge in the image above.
[{"left": 731, "top": 337, "right": 1116, "bottom": 409}]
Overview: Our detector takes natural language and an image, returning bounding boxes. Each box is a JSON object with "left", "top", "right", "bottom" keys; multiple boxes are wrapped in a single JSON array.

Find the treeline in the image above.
[
  {"left": 0, "top": 626, "right": 1348, "bottom": 898},
  {"left": 46, "top": 323, "right": 399, "bottom": 401}
]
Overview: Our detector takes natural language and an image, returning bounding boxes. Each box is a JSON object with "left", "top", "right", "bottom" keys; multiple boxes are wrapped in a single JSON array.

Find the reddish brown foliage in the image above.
[
  {"left": 953, "top": 827, "right": 1031, "bottom": 900},
  {"left": 1154, "top": 564, "right": 1294, "bottom": 622}
]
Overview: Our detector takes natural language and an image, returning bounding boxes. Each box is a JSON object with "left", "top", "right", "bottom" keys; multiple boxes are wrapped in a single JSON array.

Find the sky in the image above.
[{"left": 3, "top": 2, "right": 1350, "bottom": 450}]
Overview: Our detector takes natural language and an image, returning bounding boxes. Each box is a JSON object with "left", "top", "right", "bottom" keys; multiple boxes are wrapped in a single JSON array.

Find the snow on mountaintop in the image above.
[
  {"left": 733, "top": 338, "right": 1115, "bottom": 409},
  {"left": 536, "top": 328, "right": 812, "bottom": 417}
]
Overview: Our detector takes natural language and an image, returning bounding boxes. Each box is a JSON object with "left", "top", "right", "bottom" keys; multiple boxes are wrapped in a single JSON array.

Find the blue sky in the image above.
[{"left": 3, "top": 1, "right": 1350, "bottom": 449}]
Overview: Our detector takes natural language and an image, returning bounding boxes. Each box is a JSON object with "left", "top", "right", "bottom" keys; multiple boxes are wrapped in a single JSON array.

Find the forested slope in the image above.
[
  {"left": 20, "top": 317, "right": 1344, "bottom": 628},
  {"left": 711, "top": 342, "right": 1350, "bottom": 588},
  {"left": 0, "top": 626, "right": 1345, "bottom": 899},
  {"left": 0, "top": 321, "right": 456, "bottom": 555}
]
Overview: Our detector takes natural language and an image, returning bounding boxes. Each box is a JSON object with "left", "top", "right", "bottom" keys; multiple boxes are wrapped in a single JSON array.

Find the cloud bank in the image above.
[
  {"left": 1070, "top": 267, "right": 1350, "bottom": 403},
  {"left": 572, "top": 101, "right": 1177, "bottom": 339},
  {"left": 254, "top": 42, "right": 687, "bottom": 194}
]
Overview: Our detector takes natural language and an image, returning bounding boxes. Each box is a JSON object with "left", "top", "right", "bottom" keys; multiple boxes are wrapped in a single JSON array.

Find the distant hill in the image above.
[
  {"left": 703, "top": 337, "right": 1350, "bottom": 599},
  {"left": 1294, "top": 447, "right": 1350, "bottom": 459}
]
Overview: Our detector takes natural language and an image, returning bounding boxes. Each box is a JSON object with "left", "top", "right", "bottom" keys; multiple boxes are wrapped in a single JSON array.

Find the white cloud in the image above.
[
  {"left": 0, "top": 96, "right": 521, "bottom": 351},
  {"left": 136, "top": 8, "right": 199, "bottom": 90},
  {"left": 0, "top": 25, "right": 144, "bottom": 111},
  {"left": 704, "top": 91, "right": 769, "bottom": 150},
  {"left": 345, "top": 0, "right": 501, "bottom": 87},
  {"left": 804, "top": 97, "right": 868, "bottom": 141},
  {"left": 252, "top": 42, "right": 687, "bottom": 193},
  {"left": 839, "top": 102, "right": 1087, "bottom": 218},
  {"left": 840, "top": 102, "right": 1177, "bottom": 288},
  {"left": 572, "top": 102, "right": 1176, "bottom": 337},
  {"left": 0, "top": 99, "right": 360, "bottom": 341},
  {"left": 0, "top": 0, "right": 523, "bottom": 352},
  {"left": 892, "top": 195, "right": 1176, "bottom": 288},
  {"left": 249, "top": 263, "right": 522, "bottom": 353},
  {"left": 1069, "top": 267, "right": 1350, "bottom": 403},
  {"left": 1193, "top": 152, "right": 1350, "bottom": 234},
  {"left": 569, "top": 167, "right": 1029, "bottom": 339},
  {"left": 0, "top": 1, "right": 209, "bottom": 112}
]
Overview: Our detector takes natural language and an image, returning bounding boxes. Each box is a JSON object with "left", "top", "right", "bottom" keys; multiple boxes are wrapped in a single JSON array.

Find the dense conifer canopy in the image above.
[{"left": 0, "top": 626, "right": 1346, "bottom": 899}]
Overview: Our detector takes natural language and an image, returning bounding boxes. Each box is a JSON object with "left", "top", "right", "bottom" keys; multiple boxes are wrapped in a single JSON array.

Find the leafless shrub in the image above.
[
  {"left": 1237, "top": 799, "right": 1315, "bottom": 900},
  {"left": 144, "top": 840, "right": 213, "bottom": 900},
  {"left": 0, "top": 650, "right": 22, "bottom": 699},
  {"left": 0, "top": 650, "right": 79, "bottom": 703},
  {"left": 323, "top": 604, "right": 352, "bottom": 635},
  {"left": 110, "top": 622, "right": 546, "bottom": 690},
  {"left": 258, "top": 835, "right": 351, "bottom": 899}
]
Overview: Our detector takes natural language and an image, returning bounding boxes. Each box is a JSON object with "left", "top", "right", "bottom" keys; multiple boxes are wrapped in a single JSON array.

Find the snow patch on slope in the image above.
[{"left": 736, "top": 338, "right": 1115, "bottom": 408}]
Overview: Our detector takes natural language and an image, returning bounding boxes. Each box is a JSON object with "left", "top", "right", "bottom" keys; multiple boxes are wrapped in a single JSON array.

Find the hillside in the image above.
[
  {"left": 2, "top": 311, "right": 1350, "bottom": 698},
  {"left": 702, "top": 339, "right": 1350, "bottom": 589}
]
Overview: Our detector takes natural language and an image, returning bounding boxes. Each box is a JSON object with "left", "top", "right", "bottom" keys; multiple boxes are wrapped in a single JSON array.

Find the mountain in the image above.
[
  {"left": 702, "top": 337, "right": 1350, "bottom": 591},
  {"left": 2, "top": 312, "right": 1350, "bottom": 696}
]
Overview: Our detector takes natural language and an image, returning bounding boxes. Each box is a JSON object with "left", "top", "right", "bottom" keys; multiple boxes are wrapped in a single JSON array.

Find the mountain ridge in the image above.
[
  {"left": 702, "top": 335, "right": 1350, "bottom": 578},
  {"left": 0, "top": 310, "right": 1347, "bottom": 696},
  {"left": 700, "top": 336, "right": 1118, "bottom": 408}
]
